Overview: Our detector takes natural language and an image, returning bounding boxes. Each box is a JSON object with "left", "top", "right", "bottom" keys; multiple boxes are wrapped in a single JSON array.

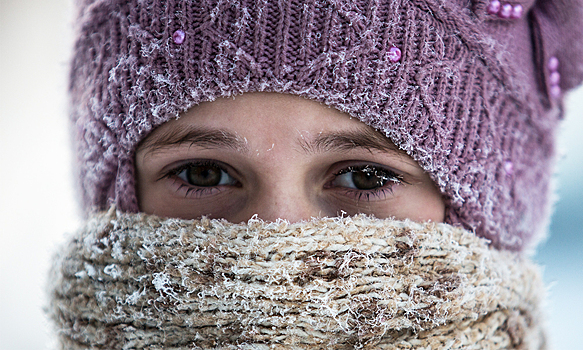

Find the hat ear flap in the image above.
[{"left": 530, "top": 0, "right": 583, "bottom": 100}]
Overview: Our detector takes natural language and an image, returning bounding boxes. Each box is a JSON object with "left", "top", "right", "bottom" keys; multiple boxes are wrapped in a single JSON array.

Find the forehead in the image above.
[
  {"left": 137, "top": 92, "right": 417, "bottom": 168},
  {"left": 141, "top": 93, "right": 384, "bottom": 146},
  {"left": 175, "top": 92, "right": 359, "bottom": 130}
]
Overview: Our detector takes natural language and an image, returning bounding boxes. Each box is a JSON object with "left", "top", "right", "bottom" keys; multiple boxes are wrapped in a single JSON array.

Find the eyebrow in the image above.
[
  {"left": 139, "top": 126, "right": 250, "bottom": 157},
  {"left": 300, "top": 128, "right": 403, "bottom": 155},
  {"left": 139, "top": 124, "right": 406, "bottom": 159}
]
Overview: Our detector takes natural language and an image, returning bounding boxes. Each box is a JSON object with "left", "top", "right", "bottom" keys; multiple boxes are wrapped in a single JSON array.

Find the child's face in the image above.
[{"left": 136, "top": 93, "right": 445, "bottom": 223}]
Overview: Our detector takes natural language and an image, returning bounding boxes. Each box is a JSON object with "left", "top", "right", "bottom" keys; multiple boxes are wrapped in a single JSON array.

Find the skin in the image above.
[{"left": 136, "top": 92, "right": 445, "bottom": 223}]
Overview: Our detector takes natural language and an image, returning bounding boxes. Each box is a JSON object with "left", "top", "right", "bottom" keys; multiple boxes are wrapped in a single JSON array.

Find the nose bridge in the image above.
[{"left": 245, "top": 179, "right": 321, "bottom": 223}]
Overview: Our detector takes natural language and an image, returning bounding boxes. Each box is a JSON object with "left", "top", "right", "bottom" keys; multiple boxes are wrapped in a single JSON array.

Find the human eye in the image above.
[
  {"left": 328, "top": 164, "right": 405, "bottom": 201},
  {"left": 162, "top": 160, "right": 239, "bottom": 198}
]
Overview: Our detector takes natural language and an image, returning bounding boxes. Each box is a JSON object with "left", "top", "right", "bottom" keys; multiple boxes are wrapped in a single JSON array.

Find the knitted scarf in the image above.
[{"left": 48, "top": 208, "right": 546, "bottom": 349}]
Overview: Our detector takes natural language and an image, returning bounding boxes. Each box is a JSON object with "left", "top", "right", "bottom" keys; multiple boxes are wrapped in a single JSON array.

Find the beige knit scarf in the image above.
[{"left": 48, "top": 207, "right": 547, "bottom": 349}]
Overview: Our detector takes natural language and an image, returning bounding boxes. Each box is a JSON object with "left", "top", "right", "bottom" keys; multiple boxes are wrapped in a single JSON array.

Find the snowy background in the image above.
[{"left": 1, "top": 0, "right": 581, "bottom": 348}]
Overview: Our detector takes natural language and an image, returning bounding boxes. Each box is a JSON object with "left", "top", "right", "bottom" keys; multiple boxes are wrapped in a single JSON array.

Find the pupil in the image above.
[
  {"left": 352, "top": 169, "right": 386, "bottom": 190},
  {"left": 186, "top": 165, "right": 222, "bottom": 186}
]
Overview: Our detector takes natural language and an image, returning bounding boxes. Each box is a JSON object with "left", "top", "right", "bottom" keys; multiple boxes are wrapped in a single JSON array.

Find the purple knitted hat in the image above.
[{"left": 70, "top": 0, "right": 583, "bottom": 251}]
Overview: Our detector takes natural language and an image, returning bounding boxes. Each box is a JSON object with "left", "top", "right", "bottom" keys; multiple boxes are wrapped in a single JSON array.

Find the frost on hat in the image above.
[{"left": 70, "top": 0, "right": 583, "bottom": 251}]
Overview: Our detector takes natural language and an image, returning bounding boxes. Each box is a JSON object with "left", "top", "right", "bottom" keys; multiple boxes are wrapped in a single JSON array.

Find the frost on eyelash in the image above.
[{"left": 343, "top": 165, "right": 402, "bottom": 184}]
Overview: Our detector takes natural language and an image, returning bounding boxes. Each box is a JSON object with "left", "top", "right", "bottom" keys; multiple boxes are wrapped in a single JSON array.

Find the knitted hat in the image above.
[{"left": 70, "top": 0, "right": 583, "bottom": 251}]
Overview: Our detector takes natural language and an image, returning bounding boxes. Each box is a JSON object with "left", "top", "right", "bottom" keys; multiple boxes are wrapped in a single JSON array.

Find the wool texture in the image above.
[
  {"left": 48, "top": 208, "right": 546, "bottom": 349},
  {"left": 70, "top": 0, "right": 583, "bottom": 251}
]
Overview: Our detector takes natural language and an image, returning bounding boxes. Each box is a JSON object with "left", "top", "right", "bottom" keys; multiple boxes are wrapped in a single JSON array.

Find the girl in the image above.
[{"left": 49, "top": 0, "right": 583, "bottom": 348}]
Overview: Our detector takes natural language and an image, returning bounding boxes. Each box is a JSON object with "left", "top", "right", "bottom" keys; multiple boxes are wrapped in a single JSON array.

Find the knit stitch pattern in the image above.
[
  {"left": 48, "top": 208, "right": 546, "bottom": 349},
  {"left": 70, "top": 0, "right": 583, "bottom": 250}
]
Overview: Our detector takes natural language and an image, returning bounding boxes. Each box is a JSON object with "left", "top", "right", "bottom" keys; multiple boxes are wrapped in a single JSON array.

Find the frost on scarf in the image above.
[{"left": 47, "top": 207, "right": 546, "bottom": 349}]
